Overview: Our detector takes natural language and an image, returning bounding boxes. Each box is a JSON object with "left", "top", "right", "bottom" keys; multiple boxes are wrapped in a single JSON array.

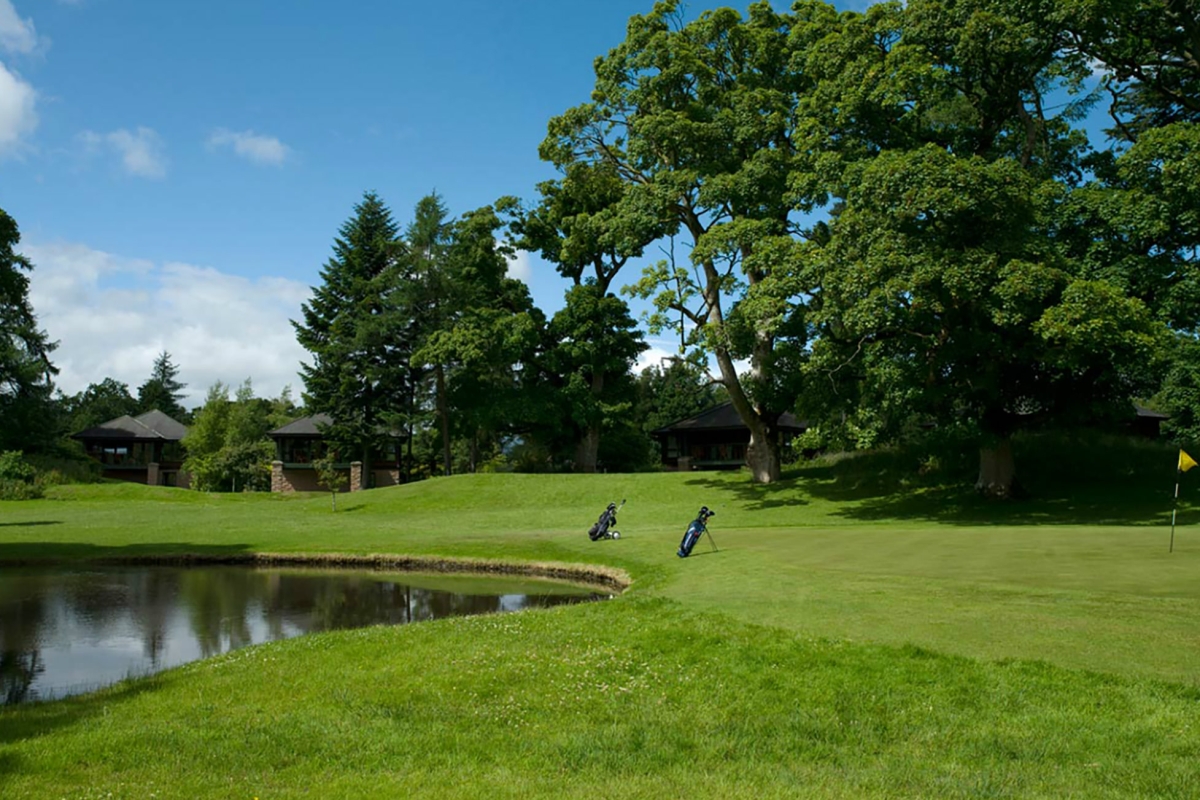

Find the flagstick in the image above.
[{"left": 1171, "top": 470, "right": 1180, "bottom": 553}]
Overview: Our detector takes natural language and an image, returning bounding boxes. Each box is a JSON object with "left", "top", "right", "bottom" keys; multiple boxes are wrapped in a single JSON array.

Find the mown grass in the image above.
[{"left": 1, "top": 434, "right": 1199, "bottom": 798}]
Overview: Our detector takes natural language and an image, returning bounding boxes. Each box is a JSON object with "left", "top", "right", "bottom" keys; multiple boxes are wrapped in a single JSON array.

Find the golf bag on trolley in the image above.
[
  {"left": 677, "top": 506, "right": 715, "bottom": 557},
  {"left": 588, "top": 501, "right": 623, "bottom": 541}
]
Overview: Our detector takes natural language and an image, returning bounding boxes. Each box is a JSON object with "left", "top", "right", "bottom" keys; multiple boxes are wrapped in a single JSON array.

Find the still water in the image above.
[{"left": 0, "top": 564, "right": 608, "bottom": 706}]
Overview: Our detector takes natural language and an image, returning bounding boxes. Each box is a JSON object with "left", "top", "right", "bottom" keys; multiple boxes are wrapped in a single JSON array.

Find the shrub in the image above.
[
  {"left": 0, "top": 451, "right": 44, "bottom": 500},
  {"left": 25, "top": 450, "right": 104, "bottom": 485}
]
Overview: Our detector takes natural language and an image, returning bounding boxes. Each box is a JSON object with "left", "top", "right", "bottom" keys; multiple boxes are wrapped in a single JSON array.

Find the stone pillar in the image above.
[
  {"left": 147, "top": 462, "right": 160, "bottom": 486},
  {"left": 271, "top": 461, "right": 286, "bottom": 493},
  {"left": 350, "top": 461, "right": 363, "bottom": 492}
]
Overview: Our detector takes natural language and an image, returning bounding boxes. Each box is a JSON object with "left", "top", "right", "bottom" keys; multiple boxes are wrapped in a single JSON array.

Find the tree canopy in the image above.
[
  {"left": 0, "top": 208, "right": 58, "bottom": 453},
  {"left": 533, "top": 0, "right": 1193, "bottom": 491}
]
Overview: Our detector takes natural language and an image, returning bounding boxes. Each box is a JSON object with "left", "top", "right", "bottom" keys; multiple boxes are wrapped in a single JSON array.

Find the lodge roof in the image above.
[
  {"left": 72, "top": 409, "right": 188, "bottom": 442},
  {"left": 1134, "top": 403, "right": 1169, "bottom": 421},
  {"left": 268, "top": 414, "right": 405, "bottom": 439},
  {"left": 268, "top": 413, "right": 335, "bottom": 438},
  {"left": 652, "top": 402, "right": 807, "bottom": 435}
]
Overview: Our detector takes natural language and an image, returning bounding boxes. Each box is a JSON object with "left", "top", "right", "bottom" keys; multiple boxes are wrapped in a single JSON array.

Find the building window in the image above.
[{"left": 280, "top": 438, "right": 328, "bottom": 464}]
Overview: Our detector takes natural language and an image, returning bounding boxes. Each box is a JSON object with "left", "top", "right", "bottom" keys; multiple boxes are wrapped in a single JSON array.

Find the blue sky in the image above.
[{"left": 0, "top": 0, "right": 937, "bottom": 407}]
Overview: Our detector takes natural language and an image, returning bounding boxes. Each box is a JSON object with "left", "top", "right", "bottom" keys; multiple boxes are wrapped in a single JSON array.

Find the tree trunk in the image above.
[
  {"left": 405, "top": 379, "right": 415, "bottom": 483},
  {"left": 575, "top": 428, "right": 600, "bottom": 474},
  {"left": 976, "top": 438, "right": 1017, "bottom": 497},
  {"left": 745, "top": 422, "right": 781, "bottom": 484},
  {"left": 574, "top": 370, "right": 605, "bottom": 474},
  {"left": 711, "top": 335, "right": 781, "bottom": 484},
  {"left": 436, "top": 364, "right": 451, "bottom": 476},
  {"left": 693, "top": 238, "right": 783, "bottom": 484}
]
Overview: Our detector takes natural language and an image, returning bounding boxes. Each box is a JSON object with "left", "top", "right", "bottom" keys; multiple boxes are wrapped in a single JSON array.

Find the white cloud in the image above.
[
  {"left": 208, "top": 128, "right": 290, "bottom": 166},
  {"left": 0, "top": 0, "right": 37, "bottom": 55},
  {"left": 23, "top": 241, "right": 312, "bottom": 409},
  {"left": 80, "top": 126, "right": 168, "bottom": 178},
  {"left": 635, "top": 343, "right": 677, "bottom": 374},
  {"left": 506, "top": 249, "right": 533, "bottom": 283},
  {"left": 0, "top": 58, "right": 36, "bottom": 153}
]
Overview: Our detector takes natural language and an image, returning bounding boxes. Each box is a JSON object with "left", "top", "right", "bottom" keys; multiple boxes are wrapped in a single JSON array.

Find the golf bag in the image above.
[
  {"left": 588, "top": 501, "right": 622, "bottom": 541},
  {"left": 677, "top": 506, "right": 715, "bottom": 557}
]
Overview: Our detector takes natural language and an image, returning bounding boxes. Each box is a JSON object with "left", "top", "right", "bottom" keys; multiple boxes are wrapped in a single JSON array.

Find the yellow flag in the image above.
[{"left": 1180, "top": 450, "right": 1198, "bottom": 473}]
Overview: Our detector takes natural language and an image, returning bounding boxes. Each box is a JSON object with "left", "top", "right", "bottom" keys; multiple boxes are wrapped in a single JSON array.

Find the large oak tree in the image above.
[{"left": 543, "top": 1, "right": 816, "bottom": 483}]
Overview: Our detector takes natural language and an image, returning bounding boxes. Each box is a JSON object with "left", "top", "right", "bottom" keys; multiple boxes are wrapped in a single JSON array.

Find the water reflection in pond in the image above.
[{"left": 0, "top": 564, "right": 610, "bottom": 706}]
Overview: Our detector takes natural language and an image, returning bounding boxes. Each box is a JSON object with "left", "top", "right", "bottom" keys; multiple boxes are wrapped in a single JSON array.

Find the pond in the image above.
[{"left": 0, "top": 564, "right": 610, "bottom": 706}]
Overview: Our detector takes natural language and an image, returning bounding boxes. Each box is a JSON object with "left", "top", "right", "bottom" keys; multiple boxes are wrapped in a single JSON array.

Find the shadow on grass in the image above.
[
  {"left": 0, "top": 521, "right": 62, "bottom": 528},
  {"left": 684, "top": 434, "right": 1190, "bottom": 527},
  {"left": 0, "top": 541, "right": 255, "bottom": 565},
  {"left": 684, "top": 473, "right": 811, "bottom": 511}
]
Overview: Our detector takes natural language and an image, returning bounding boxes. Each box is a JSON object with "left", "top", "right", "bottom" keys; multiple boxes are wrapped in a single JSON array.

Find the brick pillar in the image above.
[
  {"left": 147, "top": 462, "right": 160, "bottom": 486},
  {"left": 350, "top": 461, "right": 363, "bottom": 492},
  {"left": 271, "top": 461, "right": 286, "bottom": 493}
]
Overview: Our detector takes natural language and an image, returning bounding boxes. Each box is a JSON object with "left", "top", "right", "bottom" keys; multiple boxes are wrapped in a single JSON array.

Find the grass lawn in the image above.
[{"left": 2, "top": 438, "right": 1199, "bottom": 798}]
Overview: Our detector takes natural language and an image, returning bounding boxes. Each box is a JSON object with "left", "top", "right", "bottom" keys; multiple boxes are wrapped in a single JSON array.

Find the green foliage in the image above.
[
  {"left": 313, "top": 451, "right": 348, "bottom": 510},
  {"left": 1156, "top": 335, "right": 1200, "bottom": 444},
  {"left": 781, "top": 0, "right": 1185, "bottom": 494},
  {"left": 60, "top": 377, "right": 139, "bottom": 435},
  {"left": 810, "top": 144, "right": 1170, "bottom": 450},
  {"left": 183, "top": 380, "right": 277, "bottom": 492},
  {"left": 0, "top": 208, "right": 59, "bottom": 454},
  {"left": 636, "top": 361, "right": 722, "bottom": 434},
  {"left": 1061, "top": 0, "right": 1200, "bottom": 139},
  {"left": 136, "top": 351, "right": 188, "bottom": 420},
  {"left": 0, "top": 450, "right": 43, "bottom": 500},
  {"left": 0, "top": 449, "right": 35, "bottom": 482},
  {"left": 1060, "top": 122, "right": 1200, "bottom": 333},
  {"left": 545, "top": 0, "right": 816, "bottom": 481},
  {"left": 294, "top": 191, "right": 408, "bottom": 470},
  {"left": 24, "top": 444, "right": 103, "bottom": 486},
  {"left": 536, "top": 285, "right": 647, "bottom": 472}
]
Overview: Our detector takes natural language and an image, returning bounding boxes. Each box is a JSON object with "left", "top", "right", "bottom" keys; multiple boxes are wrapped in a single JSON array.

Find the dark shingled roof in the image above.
[
  {"left": 73, "top": 410, "right": 188, "bottom": 441},
  {"left": 268, "top": 413, "right": 335, "bottom": 437},
  {"left": 652, "top": 402, "right": 806, "bottom": 435},
  {"left": 1134, "top": 403, "right": 1169, "bottom": 421},
  {"left": 268, "top": 414, "right": 405, "bottom": 439}
]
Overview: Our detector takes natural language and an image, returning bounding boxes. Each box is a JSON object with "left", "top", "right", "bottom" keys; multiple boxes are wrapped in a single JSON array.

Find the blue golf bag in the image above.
[{"left": 677, "top": 506, "right": 715, "bottom": 557}]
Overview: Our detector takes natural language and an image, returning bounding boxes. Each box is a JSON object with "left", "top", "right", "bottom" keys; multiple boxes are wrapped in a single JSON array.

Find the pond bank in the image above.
[{"left": 0, "top": 551, "right": 631, "bottom": 593}]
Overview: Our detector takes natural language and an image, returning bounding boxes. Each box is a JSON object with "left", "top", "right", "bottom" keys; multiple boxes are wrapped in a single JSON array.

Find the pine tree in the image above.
[
  {"left": 293, "top": 191, "right": 407, "bottom": 469},
  {"left": 0, "top": 208, "right": 59, "bottom": 453},
  {"left": 402, "top": 193, "right": 452, "bottom": 476},
  {"left": 136, "top": 351, "right": 187, "bottom": 420}
]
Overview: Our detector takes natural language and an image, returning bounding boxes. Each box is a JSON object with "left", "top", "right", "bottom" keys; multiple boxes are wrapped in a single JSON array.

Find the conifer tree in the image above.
[
  {"left": 0, "top": 208, "right": 59, "bottom": 452},
  {"left": 293, "top": 191, "right": 406, "bottom": 469},
  {"left": 136, "top": 351, "right": 187, "bottom": 420},
  {"left": 403, "top": 193, "right": 453, "bottom": 476}
]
